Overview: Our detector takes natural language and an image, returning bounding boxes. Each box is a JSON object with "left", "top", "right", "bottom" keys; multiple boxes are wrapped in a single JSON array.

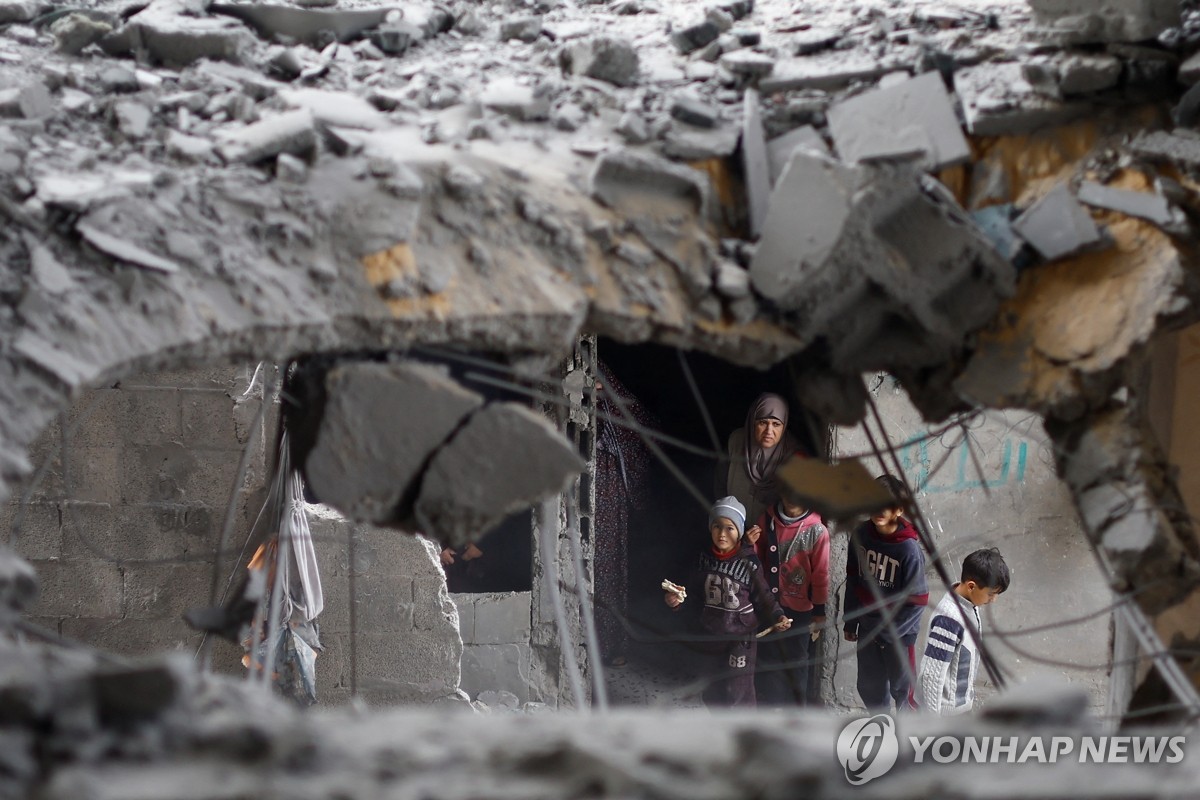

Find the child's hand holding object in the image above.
[{"left": 662, "top": 579, "right": 686, "bottom": 608}]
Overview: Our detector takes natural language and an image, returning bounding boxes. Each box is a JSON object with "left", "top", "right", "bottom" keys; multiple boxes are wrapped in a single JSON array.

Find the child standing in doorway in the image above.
[
  {"left": 664, "top": 496, "right": 791, "bottom": 708},
  {"left": 746, "top": 488, "right": 829, "bottom": 707},
  {"left": 843, "top": 475, "right": 928, "bottom": 712}
]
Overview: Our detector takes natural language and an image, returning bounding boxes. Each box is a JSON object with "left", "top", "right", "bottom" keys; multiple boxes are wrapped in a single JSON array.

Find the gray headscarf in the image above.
[{"left": 744, "top": 393, "right": 790, "bottom": 490}]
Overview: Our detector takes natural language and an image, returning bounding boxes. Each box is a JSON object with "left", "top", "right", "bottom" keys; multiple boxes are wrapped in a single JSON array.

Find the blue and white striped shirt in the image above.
[{"left": 916, "top": 587, "right": 981, "bottom": 715}]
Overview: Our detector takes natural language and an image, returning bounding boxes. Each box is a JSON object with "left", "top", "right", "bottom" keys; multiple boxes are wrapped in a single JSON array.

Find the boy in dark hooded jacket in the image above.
[
  {"left": 843, "top": 475, "right": 928, "bottom": 712},
  {"left": 665, "top": 496, "right": 790, "bottom": 708}
]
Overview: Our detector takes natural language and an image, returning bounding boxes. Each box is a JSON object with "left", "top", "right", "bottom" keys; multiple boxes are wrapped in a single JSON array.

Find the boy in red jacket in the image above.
[{"left": 746, "top": 487, "right": 830, "bottom": 706}]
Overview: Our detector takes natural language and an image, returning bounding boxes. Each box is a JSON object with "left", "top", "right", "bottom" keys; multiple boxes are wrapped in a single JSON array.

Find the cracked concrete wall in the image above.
[
  {"left": 309, "top": 506, "right": 463, "bottom": 706},
  {"left": 829, "top": 376, "right": 1116, "bottom": 713},
  {"left": 0, "top": 365, "right": 267, "bottom": 672},
  {"left": 0, "top": 364, "right": 465, "bottom": 708}
]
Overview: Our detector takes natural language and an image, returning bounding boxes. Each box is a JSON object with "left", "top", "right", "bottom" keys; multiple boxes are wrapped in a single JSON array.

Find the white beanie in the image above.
[{"left": 709, "top": 496, "right": 747, "bottom": 538}]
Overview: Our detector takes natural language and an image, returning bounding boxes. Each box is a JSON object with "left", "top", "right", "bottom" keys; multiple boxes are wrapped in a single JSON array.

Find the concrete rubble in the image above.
[
  {"left": 2, "top": 0, "right": 1200, "bottom": 791},
  {"left": 296, "top": 359, "right": 583, "bottom": 544}
]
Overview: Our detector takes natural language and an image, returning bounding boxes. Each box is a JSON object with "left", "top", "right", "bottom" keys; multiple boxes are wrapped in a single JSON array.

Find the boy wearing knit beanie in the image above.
[{"left": 664, "top": 496, "right": 791, "bottom": 707}]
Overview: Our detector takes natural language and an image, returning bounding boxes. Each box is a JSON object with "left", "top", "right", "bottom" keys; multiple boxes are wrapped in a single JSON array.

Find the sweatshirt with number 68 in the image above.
[
  {"left": 843, "top": 519, "right": 929, "bottom": 645},
  {"left": 686, "top": 543, "right": 787, "bottom": 640}
]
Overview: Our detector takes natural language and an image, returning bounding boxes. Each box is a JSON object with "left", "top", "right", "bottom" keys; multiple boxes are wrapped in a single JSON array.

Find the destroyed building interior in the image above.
[{"left": 6, "top": 0, "right": 1200, "bottom": 796}]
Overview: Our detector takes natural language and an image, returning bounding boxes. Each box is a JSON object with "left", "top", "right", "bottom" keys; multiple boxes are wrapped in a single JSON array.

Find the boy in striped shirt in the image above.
[{"left": 917, "top": 548, "right": 1010, "bottom": 715}]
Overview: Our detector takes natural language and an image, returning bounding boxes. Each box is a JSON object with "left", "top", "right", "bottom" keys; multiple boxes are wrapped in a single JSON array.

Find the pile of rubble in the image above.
[
  {"left": 0, "top": 0, "right": 1196, "bottom": 442},
  {"left": 4, "top": 0, "right": 1200, "bottom": 789}
]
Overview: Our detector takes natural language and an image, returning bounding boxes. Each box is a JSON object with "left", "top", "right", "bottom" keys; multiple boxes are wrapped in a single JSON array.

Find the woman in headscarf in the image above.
[{"left": 722, "top": 393, "right": 803, "bottom": 531}]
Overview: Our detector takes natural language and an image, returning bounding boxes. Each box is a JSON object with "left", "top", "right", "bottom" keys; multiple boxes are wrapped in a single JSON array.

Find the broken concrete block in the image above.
[
  {"left": 671, "top": 20, "right": 720, "bottom": 54},
  {"left": 0, "top": 0, "right": 37, "bottom": 24},
  {"left": 104, "top": 1, "right": 255, "bottom": 68},
  {"left": 305, "top": 362, "right": 484, "bottom": 523},
  {"left": 1076, "top": 181, "right": 1177, "bottom": 227},
  {"left": 742, "top": 90, "right": 770, "bottom": 238},
  {"left": 775, "top": 457, "right": 895, "bottom": 521},
  {"left": 1027, "top": 0, "right": 1179, "bottom": 44},
  {"left": 669, "top": 95, "right": 719, "bottom": 128},
  {"left": 749, "top": 150, "right": 854, "bottom": 309},
  {"left": 559, "top": 36, "right": 639, "bottom": 87},
  {"left": 268, "top": 47, "right": 305, "bottom": 81},
  {"left": 214, "top": 109, "right": 317, "bottom": 164},
  {"left": 415, "top": 403, "right": 584, "bottom": 546},
  {"left": 719, "top": 50, "right": 774, "bottom": 78},
  {"left": 480, "top": 78, "right": 549, "bottom": 122},
  {"left": 766, "top": 125, "right": 827, "bottom": 185},
  {"left": 77, "top": 223, "right": 181, "bottom": 274},
  {"left": 1058, "top": 54, "right": 1122, "bottom": 94},
  {"left": 731, "top": 28, "right": 760, "bottom": 46},
  {"left": 500, "top": 15, "right": 542, "bottom": 42},
  {"left": 113, "top": 101, "right": 152, "bottom": 139},
  {"left": 166, "top": 131, "right": 214, "bottom": 162},
  {"left": 759, "top": 55, "right": 891, "bottom": 93},
  {"left": 615, "top": 112, "right": 649, "bottom": 144},
  {"left": 791, "top": 26, "right": 840, "bottom": 55},
  {"left": 590, "top": 150, "right": 709, "bottom": 220},
  {"left": 1012, "top": 183, "right": 1102, "bottom": 261},
  {"left": 661, "top": 124, "right": 739, "bottom": 160},
  {"left": 370, "top": 20, "right": 422, "bottom": 55},
  {"left": 1130, "top": 130, "right": 1200, "bottom": 168},
  {"left": 0, "top": 82, "right": 52, "bottom": 120},
  {"left": 280, "top": 89, "right": 388, "bottom": 130},
  {"left": 827, "top": 71, "right": 969, "bottom": 171},
  {"left": 23, "top": 233, "right": 75, "bottom": 295},
  {"left": 954, "top": 62, "right": 1089, "bottom": 136},
  {"left": 50, "top": 13, "right": 113, "bottom": 55},
  {"left": 210, "top": 3, "right": 393, "bottom": 46},
  {"left": 714, "top": 261, "right": 749, "bottom": 298},
  {"left": 752, "top": 152, "right": 1013, "bottom": 370}
]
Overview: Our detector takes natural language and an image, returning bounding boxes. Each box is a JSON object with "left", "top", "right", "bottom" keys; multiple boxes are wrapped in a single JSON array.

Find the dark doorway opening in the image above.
[{"left": 595, "top": 339, "right": 823, "bottom": 695}]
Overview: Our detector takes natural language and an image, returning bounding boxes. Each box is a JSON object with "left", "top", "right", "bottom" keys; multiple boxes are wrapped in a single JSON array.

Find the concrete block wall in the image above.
[
  {"left": 1, "top": 366, "right": 269, "bottom": 672},
  {"left": 452, "top": 591, "right": 534, "bottom": 703},
  {"left": 826, "top": 375, "right": 1116, "bottom": 712},
  {"left": 309, "top": 507, "right": 463, "bottom": 707}
]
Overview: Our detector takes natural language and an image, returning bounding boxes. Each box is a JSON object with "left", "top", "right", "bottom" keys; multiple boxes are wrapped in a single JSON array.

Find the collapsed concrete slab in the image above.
[
  {"left": 827, "top": 71, "right": 970, "bottom": 171},
  {"left": 415, "top": 403, "right": 585, "bottom": 546},
  {"left": 303, "top": 362, "right": 483, "bottom": 523},
  {"left": 750, "top": 150, "right": 1014, "bottom": 372}
]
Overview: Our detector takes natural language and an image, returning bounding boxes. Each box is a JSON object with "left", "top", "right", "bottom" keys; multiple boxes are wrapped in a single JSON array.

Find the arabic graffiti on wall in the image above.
[{"left": 897, "top": 432, "right": 1029, "bottom": 495}]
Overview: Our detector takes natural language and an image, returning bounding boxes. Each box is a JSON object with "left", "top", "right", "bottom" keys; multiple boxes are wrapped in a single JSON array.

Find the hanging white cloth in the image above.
[{"left": 281, "top": 467, "right": 323, "bottom": 621}]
